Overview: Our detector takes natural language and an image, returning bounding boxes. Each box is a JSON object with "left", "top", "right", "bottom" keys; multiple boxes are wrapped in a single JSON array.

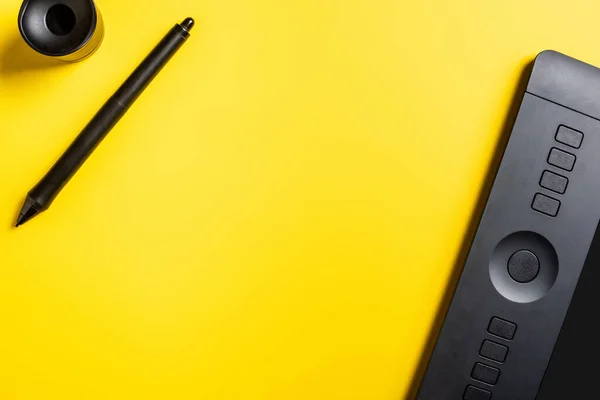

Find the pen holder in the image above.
[{"left": 18, "top": 0, "right": 104, "bottom": 62}]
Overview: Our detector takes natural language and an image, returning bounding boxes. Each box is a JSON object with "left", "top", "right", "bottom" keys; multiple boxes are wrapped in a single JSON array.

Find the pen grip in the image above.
[{"left": 29, "top": 98, "right": 126, "bottom": 208}]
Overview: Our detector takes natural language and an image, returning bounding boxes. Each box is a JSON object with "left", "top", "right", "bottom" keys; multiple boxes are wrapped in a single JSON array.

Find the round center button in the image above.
[
  {"left": 490, "top": 232, "right": 558, "bottom": 303},
  {"left": 507, "top": 250, "right": 540, "bottom": 283}
]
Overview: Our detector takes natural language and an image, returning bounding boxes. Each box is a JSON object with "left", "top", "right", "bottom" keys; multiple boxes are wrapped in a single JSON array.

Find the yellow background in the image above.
[{"left": 0, "top": 0, "right": 598, "bottom": 399}]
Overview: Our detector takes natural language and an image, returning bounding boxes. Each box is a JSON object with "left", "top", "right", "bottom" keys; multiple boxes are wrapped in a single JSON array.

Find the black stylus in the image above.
[{"left": 16, "top": 17, "right": 195, "bottom": 227}]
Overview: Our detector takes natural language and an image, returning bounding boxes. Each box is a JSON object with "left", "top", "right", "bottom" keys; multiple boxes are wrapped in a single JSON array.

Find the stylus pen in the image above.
[{"left": 16, "top": 17, "right": 195, "bottom": 227}]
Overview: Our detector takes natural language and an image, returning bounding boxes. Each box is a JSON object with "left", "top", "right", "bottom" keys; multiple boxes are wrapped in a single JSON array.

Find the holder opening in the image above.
[{"left": 46, "top": 4, "right": 76, "bottom": 36}]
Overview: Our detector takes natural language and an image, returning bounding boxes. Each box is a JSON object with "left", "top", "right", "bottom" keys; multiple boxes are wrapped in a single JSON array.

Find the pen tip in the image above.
[
  {"left": 15, "top": 215, "right": 25, "bottom": 228},
  {"left": 15, "top": 196, "right": 41, "bottom": 227},
  {"left": 181, "top": 17, "right": 195, "bottom": 32}
]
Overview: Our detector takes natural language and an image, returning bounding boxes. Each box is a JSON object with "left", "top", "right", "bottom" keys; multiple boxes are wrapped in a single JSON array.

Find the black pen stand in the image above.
[{"left": 19, "top": 0, "right": 104, "bottom": 62}]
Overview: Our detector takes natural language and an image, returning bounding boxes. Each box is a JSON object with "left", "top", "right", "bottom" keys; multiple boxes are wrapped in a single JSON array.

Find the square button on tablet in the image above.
[
  {"left": 556, "top": 125, "right": 583, "bottom": 149},
  {"left": 488, "top": 317, "right": 516, "bottom": 340},
  {"left": 548, "top": 148, "right": 576, "bottom": 171},
  {"left": 463, "top": 385, "right": 491, "bottom": 400},
  {"left": 471, "top": 363, "right": 500, "bottom": 385}
]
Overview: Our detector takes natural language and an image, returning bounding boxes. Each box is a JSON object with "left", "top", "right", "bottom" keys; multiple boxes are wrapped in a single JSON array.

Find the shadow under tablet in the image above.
[
  {"left": 409, "top": 51, "right": 600, "bottom": 399},
  {"left": 404, "top": 61, "right": 534, "bottom": 400}
]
